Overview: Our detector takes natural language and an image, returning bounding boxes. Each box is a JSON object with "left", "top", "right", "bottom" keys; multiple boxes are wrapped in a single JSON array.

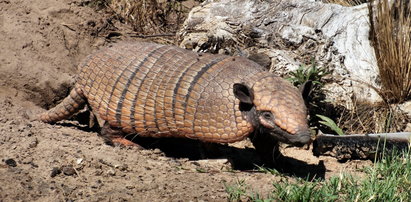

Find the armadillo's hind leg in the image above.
[
  {"left": 40, "top": 88, "right": 86, "bottom": 123},
  {"left": 100, "top": 122, "right": 140, "bottom": 147}
]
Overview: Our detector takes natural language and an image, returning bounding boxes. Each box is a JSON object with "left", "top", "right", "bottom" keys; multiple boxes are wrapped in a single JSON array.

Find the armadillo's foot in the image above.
[
  {"left": 110, "top": 137, "right": 140, "bottom": 147},
  {"left": 100, "top": 122, "right": 141, "bottom": 148}
]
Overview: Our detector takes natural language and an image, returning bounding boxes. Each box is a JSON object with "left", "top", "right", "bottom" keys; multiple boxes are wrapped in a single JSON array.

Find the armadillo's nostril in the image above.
[{"left": 295, "top": 130, "right": 311, "bottom": 144}]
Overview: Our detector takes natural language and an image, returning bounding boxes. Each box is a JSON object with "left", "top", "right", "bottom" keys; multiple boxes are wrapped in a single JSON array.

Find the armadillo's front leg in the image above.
[
  {"left": 100, "top": 122, "right": 139, "bottom": 147},
  {"left": 249, "top": 132, "right": 283, "bottom": 167}
]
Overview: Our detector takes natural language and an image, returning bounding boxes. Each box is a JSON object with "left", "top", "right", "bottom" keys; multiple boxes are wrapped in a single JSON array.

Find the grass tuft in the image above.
[
  {"left": 368, "top": 0, "right": 411, "bottom": 103},
  {"left": 224, "top": 179, "right": 248, "bottom": 201},
  {"left": 287, "top": 62, "right": 329, "bottom": 87},
  {"left": 323, "top": 0, "right": 367, "bottom": 6}
]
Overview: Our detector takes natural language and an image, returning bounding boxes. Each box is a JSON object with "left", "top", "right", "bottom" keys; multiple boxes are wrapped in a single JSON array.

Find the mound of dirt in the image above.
[{"left": 0, "top": 0, "right": 372, "bottom": 201}]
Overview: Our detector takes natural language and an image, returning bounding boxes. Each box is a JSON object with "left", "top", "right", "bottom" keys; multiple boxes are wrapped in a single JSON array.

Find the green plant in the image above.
[
  {"left": 316, "top": 114, "right": 344, "bottom": 135},
  {"left": 287, "top": 61, "right": 344, "bottom": 136},
  {"left": 254, "top": 165, "right": 282, "bottom": 176},
  {"left": 287, "top": 62, "right": 329, "bottom": 87}
]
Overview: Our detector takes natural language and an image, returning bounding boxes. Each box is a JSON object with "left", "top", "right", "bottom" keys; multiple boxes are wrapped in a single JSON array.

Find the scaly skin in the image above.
[{"left": 40, "top": 42, "right": 310, "bottom": 146}]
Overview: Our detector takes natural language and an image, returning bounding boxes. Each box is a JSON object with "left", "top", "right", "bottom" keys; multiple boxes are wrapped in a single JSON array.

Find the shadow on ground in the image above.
[
  {"left": 130, "top": 136, "right": 326, "bottom": 180},
  {"left": 58, "top": 117, "right": 326, "bottom": 180}
]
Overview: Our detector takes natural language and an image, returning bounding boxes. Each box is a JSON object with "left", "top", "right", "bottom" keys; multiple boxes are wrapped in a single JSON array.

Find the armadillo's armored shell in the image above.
[{"left": 75, "top": 43, "right": 264, "bottom": 143}]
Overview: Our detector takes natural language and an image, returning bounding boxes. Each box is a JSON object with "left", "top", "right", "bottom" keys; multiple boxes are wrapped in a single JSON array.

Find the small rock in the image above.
[
  {"left": 399, "top": 101, "right": 411, "bottom": 116},
  {"left": 191, "top": 159, "right": 230, "bottom": 170},
  {"left": 30, "top": 162, "right": 38, "bottom": 168},
  {"left": 114, "top": 164, "right": 128, "bottom": 171},
  {"left": 51, "top": 167, "right": 62, "bottom": 177},
  {"left": 87, "top": 20, "right": 96, "bottom": 27},
  {"left": 21, "top": 157, "right": 34, "bottom": 164},
  {"left": 152, "top": 148, "right": 163, "bottom": 154},
  {"left": 28, "top": 138, "right": 38, "bottom": 148},
  {"left": 9, "top": 120, "right": 19, "bottom": 125},
  {"left": 91, "top": 180, "right": 103, "bottom": 189},
  {"left": 247, "top": 53, "right": 271, "bottom": 69},
  {"left": 76, "top": 158, "right": 83, "bottom": 165},
  {"left": 61, "top": 165, "right": 77, "bottom": 176},
  {"left": 405, "top": 123, "right": 411, "bottom": 132},
  {"left": 0, "top": 117, "right": 7, "bottom": 123},
  {"left": 191, "top": 161, "right": 201, "bottom": 166},
  {"left": 5, "top": 158, "right": 17, "bottom": 167},
  {"left": 107, "top": 168, "right": 116, "bottom": 176},
  {"left": 94, "top": 170, "right": 103, "bottom": 176}
]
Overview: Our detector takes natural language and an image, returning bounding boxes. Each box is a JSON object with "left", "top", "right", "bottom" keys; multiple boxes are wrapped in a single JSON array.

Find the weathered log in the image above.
[
  {"left": 313, "top": 132, "right": 410, "bottom": 161},
  {"left": 178, "top": 0, "right": 381, "bottom": 107}
]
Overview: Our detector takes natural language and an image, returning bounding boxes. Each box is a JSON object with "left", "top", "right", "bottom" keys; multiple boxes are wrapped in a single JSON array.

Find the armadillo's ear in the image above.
[
  {"left": 299, "top": 80, "right": 313, "bottom": 100},
  {"left": 233, "top": 83, "right": 254, "bottom": 104}
]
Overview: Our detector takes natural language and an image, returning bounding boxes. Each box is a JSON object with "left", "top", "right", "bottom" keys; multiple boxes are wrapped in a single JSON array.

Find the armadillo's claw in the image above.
[
  {"left": 110, "top": 137, "right": 141, "bottom": 148},
  {"left": 100, "top": 121, "right": 142, "bottom": 148}
]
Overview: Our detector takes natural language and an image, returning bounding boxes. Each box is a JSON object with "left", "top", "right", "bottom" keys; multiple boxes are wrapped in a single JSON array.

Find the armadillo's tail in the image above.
[{"left": 39, "top": 87, "right": 86, "bottom": 123}]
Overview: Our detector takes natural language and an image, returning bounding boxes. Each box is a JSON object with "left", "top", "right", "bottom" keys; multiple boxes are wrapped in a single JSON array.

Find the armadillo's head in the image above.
[{"left": 233, "top": 74, "right": 311, "bottom": 146}]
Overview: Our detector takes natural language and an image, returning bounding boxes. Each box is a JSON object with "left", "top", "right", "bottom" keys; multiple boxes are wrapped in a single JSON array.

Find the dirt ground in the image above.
[{"left": 0, "top": 0, "right": 372, "bottom": 201}]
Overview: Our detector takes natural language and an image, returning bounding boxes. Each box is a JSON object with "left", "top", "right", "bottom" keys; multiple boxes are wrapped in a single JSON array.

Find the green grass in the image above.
[
  {"left": 316, "top": 114, "right": 344, "bottom": 135},
  {"left": 225, "top": 179, "right": 248, "bottom": 201},
  {"left": 226, "top": 151, "right": 411, "bottom": 201}
]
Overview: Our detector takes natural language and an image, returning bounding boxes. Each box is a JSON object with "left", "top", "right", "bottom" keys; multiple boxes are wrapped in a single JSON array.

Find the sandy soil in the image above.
[{"left": 0, "top": 0, "right": 372, "bottom": 201}]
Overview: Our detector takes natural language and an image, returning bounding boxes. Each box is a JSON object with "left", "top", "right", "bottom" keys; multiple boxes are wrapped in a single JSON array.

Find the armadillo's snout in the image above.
[
  {"left": 288, "top": 129, "right": 311, "bottom": 147},
  {"left": 268, "top": 126, "right": 311, "bottom": 147}
]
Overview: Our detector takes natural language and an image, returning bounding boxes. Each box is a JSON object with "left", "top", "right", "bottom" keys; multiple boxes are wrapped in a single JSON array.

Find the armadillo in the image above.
[{"left": 40, "top": 42, "right": 311, "bottom": 147}]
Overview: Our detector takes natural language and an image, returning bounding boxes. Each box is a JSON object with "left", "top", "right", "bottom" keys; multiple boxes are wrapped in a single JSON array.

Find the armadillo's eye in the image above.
[{"left": 261, "top": 111, "right": 273, "bottom": 120}]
